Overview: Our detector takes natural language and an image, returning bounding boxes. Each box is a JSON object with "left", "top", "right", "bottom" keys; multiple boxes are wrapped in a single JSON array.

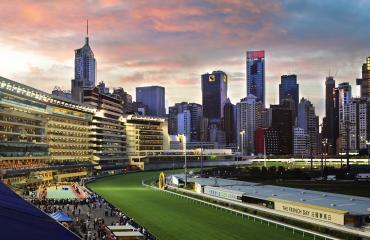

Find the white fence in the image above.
[{"left": 142, "top": 179, "right": 341, "bottom": 240}]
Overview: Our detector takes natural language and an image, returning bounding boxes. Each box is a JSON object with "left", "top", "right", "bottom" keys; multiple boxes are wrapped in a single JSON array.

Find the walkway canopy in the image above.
[
  {"left": 49, "top": 210, "right": 73, "bottom": 222},
  {"left": 0, "top": 180, "right": 79, "bottom": 240}
]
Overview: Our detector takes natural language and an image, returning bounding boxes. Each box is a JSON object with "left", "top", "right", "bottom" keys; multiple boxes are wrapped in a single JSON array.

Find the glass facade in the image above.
[
  {"left": 279, "top": 74, "right": 299, "bottom": 118},
  {"left": 247, "top": 51, "right": 265, "bottom": 106},
  {"left": 201, "top": 71, "right": 228, "bottom": 119}
]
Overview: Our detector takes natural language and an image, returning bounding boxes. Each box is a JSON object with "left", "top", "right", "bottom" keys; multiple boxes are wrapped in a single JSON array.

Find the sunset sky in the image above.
[{"left": 0, "top": 0, "right": 369, "bottom": 117}]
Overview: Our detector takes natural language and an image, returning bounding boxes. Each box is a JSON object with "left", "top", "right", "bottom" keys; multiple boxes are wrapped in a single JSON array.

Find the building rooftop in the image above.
[
  {"left": 181, "top": 176, "right": 370, "bottom": 216},
  {"left": 171, "top": 174, "right": 258, "bottom": 187},
  {"left": 222, "top": 183, "right": 370, "bottom": 215}
]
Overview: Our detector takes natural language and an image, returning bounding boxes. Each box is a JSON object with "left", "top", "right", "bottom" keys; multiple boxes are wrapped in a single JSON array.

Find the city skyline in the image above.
[{"left": 0, "top": 1, "right": 369, "bottom": 117}]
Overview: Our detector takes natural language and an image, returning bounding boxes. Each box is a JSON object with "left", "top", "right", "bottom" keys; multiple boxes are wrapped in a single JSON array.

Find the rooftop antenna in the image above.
[{"left": 85, "top": 19, "right": 89, "bottom": 44}]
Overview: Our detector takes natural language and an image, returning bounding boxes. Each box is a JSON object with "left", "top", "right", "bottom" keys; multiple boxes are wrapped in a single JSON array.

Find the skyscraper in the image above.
[
  {"left": 297, "top": 98, "right": 319, "bottom": 156},
  {"left": 201, "top": 71, "right": 228, "bottom": 119},
  {"left": 357, "top": 57, "right": 370, "bottom": 99},
  {"left": 347, "top": 98, "right": 369, "bottom": 152},
  {"left": 279, "top": 74, "right": 299, "bottom": 119},
  {"left": 337, "top": 82, "right": 352, "bottom": 153},
  {"left": 71, "top": 21, "right": 97, "bottom": 102},
  {"left": 271, "top": 104, "right": 293, "bottom": 155},
  {"left": 247, "top": 50, "right": 265, "bottom": 105},
  {"left": 136, "top": 86, "right": 166, "bottom": 117},
  {"left": 223, "top": 98, "right": 236, "bottom": 146},
  {"left": 236, "top": 94, "right": 263, "bottom": 155},
  {"left": 323, "top": 76, "right": 337, "bottom": 154}
]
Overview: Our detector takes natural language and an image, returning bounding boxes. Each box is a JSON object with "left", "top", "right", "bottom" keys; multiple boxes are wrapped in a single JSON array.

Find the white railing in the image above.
[{"left": 142, "top": 179, "right": 341, "bottom": 240}]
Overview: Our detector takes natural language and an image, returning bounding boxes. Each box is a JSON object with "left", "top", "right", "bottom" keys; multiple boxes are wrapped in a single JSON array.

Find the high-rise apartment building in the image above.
[
  {"left": 247, "top": 50, "right": 265, "bottom": 105},
  {"left": 136, "top": 86, "right": 166, "bottom": 117},
  {"left": 347, "top": 98, "right": 369, "bottom": 152},
  {"left": 337, "top": 82, "right": 352, "bottom": 152}
]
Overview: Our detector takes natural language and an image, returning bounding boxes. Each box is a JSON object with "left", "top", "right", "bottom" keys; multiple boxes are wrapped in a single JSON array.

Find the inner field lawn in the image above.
[{"left": 88, "top": 171, "right": 312, "bottom": 240}]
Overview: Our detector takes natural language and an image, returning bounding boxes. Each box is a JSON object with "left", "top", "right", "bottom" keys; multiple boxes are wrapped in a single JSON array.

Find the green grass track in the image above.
[{"left": 88, "top": 171, "right": 313, "bottom": 240}]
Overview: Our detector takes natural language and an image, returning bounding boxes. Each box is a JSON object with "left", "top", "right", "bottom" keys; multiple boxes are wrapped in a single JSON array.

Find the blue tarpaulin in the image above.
[
  {"left": 50, "top": 210, "right": 73, "bottom": 222},
  {"left": 0, "top": 180, "right": 80, "bottom": 240}
]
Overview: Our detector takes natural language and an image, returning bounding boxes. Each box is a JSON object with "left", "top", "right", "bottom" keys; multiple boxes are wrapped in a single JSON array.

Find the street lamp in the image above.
[
  {"left": 366, "top": 140, "right": 370, "bottom": 166},
  {"left": 239, "top": 130, "right": 245, "bottom": 168},
  {"left": 180, "top": 134, "right": 187, "bottom": 188},
  {"left": 321, "top": 138, "right": 328, "bottom": 178}
]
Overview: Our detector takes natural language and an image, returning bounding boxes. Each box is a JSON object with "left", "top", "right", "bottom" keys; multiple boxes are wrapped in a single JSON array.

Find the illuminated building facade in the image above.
[
  {"left": 247, "top": 50, "right": 265, "bottom": 106},
  {"left": 82, "top": 87, "right": 127, "bottom": 167},
  {"left": 123, "top": 115, "right": 168, "bottom": 165},
  {"left": 0, "top": 76, "right": 95, "bottom": 186}
]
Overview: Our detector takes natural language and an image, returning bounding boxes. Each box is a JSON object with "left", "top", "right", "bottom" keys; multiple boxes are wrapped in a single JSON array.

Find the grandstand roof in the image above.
[
  {"left": 221, "top": 184, "right": 370, "bottom": 215},
  {"left": 171, "top": 174, "right": 370, "bottom": 215},
  {"left": 0, "top": 181, "right": 80, "bottom": 240},
  {"left": 171, "top": 174, "right": 258, "bottom": 187}
]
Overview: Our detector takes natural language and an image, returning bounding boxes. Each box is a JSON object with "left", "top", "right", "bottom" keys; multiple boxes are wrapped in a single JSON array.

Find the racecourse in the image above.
[{"left": 88, "top": 170, "right": 314, "bottom": 240}]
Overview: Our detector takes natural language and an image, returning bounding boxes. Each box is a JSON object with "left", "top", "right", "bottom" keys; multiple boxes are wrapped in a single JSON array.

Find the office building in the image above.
[
  {"left": 297, "top": 98, "right": 320, "bottom": 156},
  {"left": 201, "top": 71, "right": 228, "bottom": 119},
  {"left": 279, "top": 75, "right": 299, "bottom": 119},
  {"left": 71, "top": 23, "right": 97, "bottom": 102},
  {"left": 261, "top": 108, "right": 272, "bottom": 128},
  {"left": 271, "top": 104, "right": 293, "bottom": 155},
  {"left": 293, "top": 127, "right": 310, "bottom": 156},
  {"left": 255, "top": 128, "right": 266, "bottom": 155},
  {"left": 322, "top": 76, "right": 338, "bottom": 154},
  {"left": 168, "top": 102, "right": 202, "bottom": 142},
  {"left": 236, "top": 94, "right": 262, "bottom": 155},
  {"left": 265, "top": 128, "right": 280, "bottom": 155},
  {"left": 136, "top": 86, "right": 166, "bottom": 117},
  {"left": 246, "top": 50, "right": 265, "bottom": 105},
  {"left": 223, "top": 98, "right": 236, "bottom": 146},
  {"left": 357, "top": 57, "right": 370, "bottom": 99},
  {"left": 177, "top": 110, "right": 191, "bottom": 140}
]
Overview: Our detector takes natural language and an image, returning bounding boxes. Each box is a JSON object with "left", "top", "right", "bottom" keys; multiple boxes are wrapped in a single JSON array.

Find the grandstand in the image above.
[{"left": 170, "top": 175, "right": 370, "bottom": 227}]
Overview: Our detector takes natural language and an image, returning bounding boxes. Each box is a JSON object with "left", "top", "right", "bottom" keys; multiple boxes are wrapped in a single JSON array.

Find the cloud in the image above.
[{"left": 0, "top": 0, "right": 368, "bottom": 118}]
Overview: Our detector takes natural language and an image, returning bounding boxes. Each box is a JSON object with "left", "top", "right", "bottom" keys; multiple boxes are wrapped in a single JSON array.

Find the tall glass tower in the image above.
[
  {"left": 201, "top": 70, "right": 228, "bottom": 119},
  {"left": 246, "top": 50, "right": 265, "bottom": 106},
  {"left": 71, "top": 20, "right": 97, "bottom": 102},
  {"left": 279, "top": 74, "right": 299, "bottom": 118}
]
